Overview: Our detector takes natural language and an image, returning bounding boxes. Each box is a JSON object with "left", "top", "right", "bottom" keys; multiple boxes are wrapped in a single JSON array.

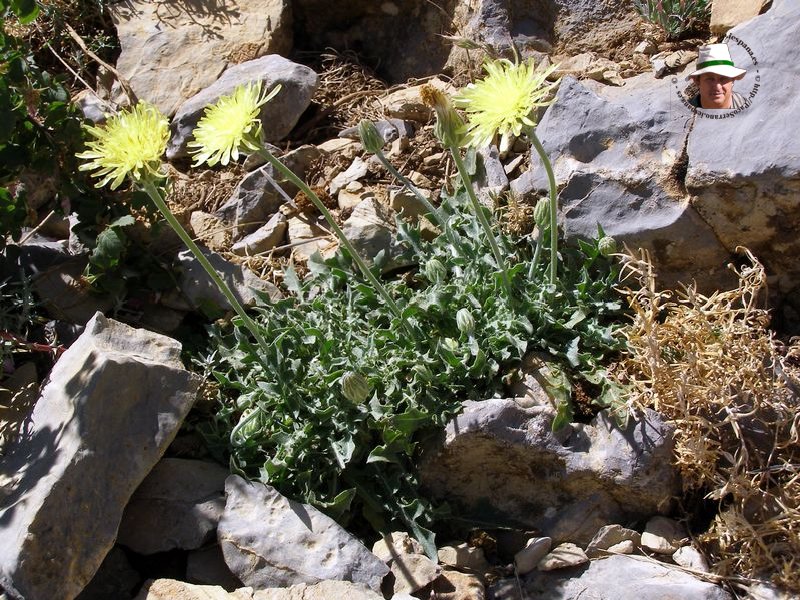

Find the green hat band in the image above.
[{"left": 698, "top": 59, "right": 735, "bottom": 69}]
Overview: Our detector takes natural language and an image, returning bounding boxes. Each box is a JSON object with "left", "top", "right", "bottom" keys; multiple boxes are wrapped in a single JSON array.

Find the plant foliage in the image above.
[
  {"left": 632, "top": 0, "right": 710, "bottom": 40},
  {"left": 199, "top": 177, "right": 627, "bottom": 556}
]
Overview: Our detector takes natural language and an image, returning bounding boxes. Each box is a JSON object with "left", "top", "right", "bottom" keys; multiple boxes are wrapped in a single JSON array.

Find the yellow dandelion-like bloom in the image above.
[
  {"left": 76, "top": 101, "right": 169, "bottom": 190},
  {"left": 454, "top": 58, "right": 559, "bottom": 148},
  {"left": 188, "top": 81, "right": 281, "bottom": 167}
]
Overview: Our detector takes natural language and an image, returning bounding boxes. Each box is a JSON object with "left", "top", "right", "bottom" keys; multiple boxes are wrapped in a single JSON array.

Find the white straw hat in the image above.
[{"left": 686, "top": 43, "right": 747, "bottom": 80}]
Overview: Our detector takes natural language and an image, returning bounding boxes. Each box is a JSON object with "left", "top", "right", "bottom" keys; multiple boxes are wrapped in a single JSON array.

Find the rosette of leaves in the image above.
[
  {"left": 199, "top": 177, "right": 628, "bottom": 557},
  {"left": 632, "top": 0, "right": 710, "bottom": 40}
]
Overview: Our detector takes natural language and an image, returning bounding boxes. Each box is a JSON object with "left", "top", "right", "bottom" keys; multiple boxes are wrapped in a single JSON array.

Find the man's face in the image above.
[{"left": 697, "top": 73, "right": 735, "bottom": 109}]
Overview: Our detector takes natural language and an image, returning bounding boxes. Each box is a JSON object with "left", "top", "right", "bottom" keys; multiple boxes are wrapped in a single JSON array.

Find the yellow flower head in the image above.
[
  {"left": 419, "top": 84, "right": 466, "bottom": 148},
  {"left": 454, "top": 58, "right": 559, "bottom": 148},
  {"left": 76, "top": 101, "right": 169, "bottom": 190},
  {"left": 188, "top": 81, "right": 281, "bottom": 167}
]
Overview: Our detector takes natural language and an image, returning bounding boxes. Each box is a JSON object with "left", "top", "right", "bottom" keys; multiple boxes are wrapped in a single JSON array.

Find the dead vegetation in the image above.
[{"left": 614, "top": 247, "right": 800, "bottom": 592}]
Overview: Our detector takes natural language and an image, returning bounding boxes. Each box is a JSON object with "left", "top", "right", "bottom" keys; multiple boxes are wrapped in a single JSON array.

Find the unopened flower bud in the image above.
[
  {"left": 424, "top": 258, "right": 447, "bottom": 283},
  {"left": 598, "top": 236, "right": 617, "bottom": 257},
  {"left": 534, "top": 197, "right": 550, "bottom": 229},
  {"left": 341, "top": 371, "right": 371, "bottom": 404},
  {"left": 357, "top": 119, "right": 385, "bottom": 154},
  {"left": 456, "top": 308, "right": 475, "bottom": 335}
]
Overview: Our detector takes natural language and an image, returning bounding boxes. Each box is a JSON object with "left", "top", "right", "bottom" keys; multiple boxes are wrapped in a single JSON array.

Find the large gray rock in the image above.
[
  {"left": 490, "top": 555, "right": 733, "bottom": 599},
  {"left": 449, "top": 0, "right": 639, "bottom": 68},
  {"left": 687, "top": 0, "right": 800, "bottom": 297},
  {"left": 0, "top": 313, "right": 199, "bottom": 600},
  {"left": 110, "top": 0, "right": 292, "bottom": 116},
  {"left": 167, "top": 55, "right": 318, "bottom": 160},
  {"left": 512, "top": 74, "right": 735, "bottom": 292},
  {"left": 117, "top": 458, "right": 229, "bottom": 555},
  {"left": 218, "top": 476, "right": 389, "bottom": 592},
  {"left": 419, "top": 400, "right": 679, "bottom": 545}
]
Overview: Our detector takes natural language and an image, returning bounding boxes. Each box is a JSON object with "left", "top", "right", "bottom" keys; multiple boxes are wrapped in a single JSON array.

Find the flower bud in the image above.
[
  {"left": 420, "top": 84, "right": 466, "bottom": 148},
  {"left": 598, "top": 236, "right": 617, "bottom": 257},
  {"left": 456, "top": 308, "right": 475, "bottom": 335},
  {"left": 424, "top": 258, "right": 447, "bottom": 283},
  {"left": 533, "top": 197, "right": 550, "bottom": 229},
  {"left": 341, "top": 371, "right": 371, "bottom": 404},
  {"left": 357, "top": 119, "right": 385, "bottom": 154}
]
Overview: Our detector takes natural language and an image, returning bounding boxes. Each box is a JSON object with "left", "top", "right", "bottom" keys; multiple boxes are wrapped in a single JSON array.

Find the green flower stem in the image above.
[
  {"left": 529, "top": 128, "right": 559, "bottom": 285},
  {"left": 141, "top": 179, "right": 271, "bottom": 356},
  {"left": 254, "top": 148, "right": 410, "bottom": 331},
  {"left": 372, "top": 149, "right": 466, "bottom": 257},
  {"left": 447, "top": 146, "right": 512, "bottom": 296}
]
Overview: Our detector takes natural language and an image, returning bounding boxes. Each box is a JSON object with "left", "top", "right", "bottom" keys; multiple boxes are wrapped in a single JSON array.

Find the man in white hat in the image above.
[{"left": 686, "top": 43, "right": 747, "bottom": 110}]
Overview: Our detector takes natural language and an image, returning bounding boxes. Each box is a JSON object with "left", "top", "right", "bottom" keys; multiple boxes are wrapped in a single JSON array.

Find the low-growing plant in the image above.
[
  {"left": 199, "top": 183, "right": 627, "bottom": 558},
  {"left": 76, "top": 61, "right": 628, "bottom": 557},
  {"left": 632, "top": 0, "right": 710, "bottom": 40}
]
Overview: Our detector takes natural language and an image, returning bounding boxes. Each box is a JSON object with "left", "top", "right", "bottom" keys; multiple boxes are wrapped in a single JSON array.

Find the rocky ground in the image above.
[{"left": 2, "top": 1, "right": 799, "bottom": 599}]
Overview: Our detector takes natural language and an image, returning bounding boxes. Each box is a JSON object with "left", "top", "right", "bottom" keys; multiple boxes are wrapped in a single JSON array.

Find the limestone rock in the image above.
[
  {"left": 231, "top": 213, "right": 288, "bottom": 256},
  {"left": 711, "top": 0, "right": 768, "bottom": 35},
  {"left": 687, "top": 0, "right": 800, "bottom": 299},
  {"left": 585, "top": 524, "right": 641, "bottom": 558},
  {"left": 420, "top": 400, "right": 679, "bottom": 545},
  {"left": 537, "top": 543, "right": 588, "bottom": 571},
  {"left": 429, "top": 570, "right": 486, "bottom": 600},
  {"left": 252, "top": 580, "right": 384, "bottom": 599},
  {"left": 491, "top": 555, "right": 733, "bottom": 599},
  {"left": 672, "top": 545, "right": 710, "bottom": 572},
  {"left": 437, "top": 543, "right": 490, "bottom": 573},
  {"left": 117, "top": 458, "right": 229, "bottom": 555},
  {"left": 514, "top": 537, "right": 552, "bottom": 575},
  {"left": 641, "top": 516, "right": 686, "bottom": 554},
  {"left": 512, "top": 73, "right": 734, "bottom": 293},
  {"left": 0, "top": 313, "right": 199, "bottom": 600},
  {"left": 110, "top": 0, "right": 292, "bottom": 116},
  {"left": 133, "top": 579, "right": 253, "bottom": 600},
  {"left": 218, "top": 476, "right": 389, "bottom": 591},
  {"left": 167, "top": 55, "right": 318, "bottom": 159}
]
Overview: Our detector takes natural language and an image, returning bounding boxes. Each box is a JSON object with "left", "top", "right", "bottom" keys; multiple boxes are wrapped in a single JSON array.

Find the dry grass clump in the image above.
[{"left": 613, "top": 247, "right": 800, "bottom": 591}]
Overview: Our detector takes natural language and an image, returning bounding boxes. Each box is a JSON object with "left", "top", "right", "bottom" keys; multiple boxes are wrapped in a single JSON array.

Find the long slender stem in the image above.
[
  {"left": 255, "top": 148, "right": 410, "bottom": 330},
  {"left": 372, "top": 149, "right": 466, "bottom": 257},
  {"left": 447, "top": 147, "right": 512, "bottom": 296},
  {"left": 529, "top": 129, "right": 558, "bottom": 285},
  {"left": 141, "top": 179, "right": 271, "bottom": 356}
]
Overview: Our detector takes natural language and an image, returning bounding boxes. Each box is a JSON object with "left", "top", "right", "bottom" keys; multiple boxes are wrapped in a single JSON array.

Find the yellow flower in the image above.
[
  {"left": 188, "top": 81, "right": 281, "bottom": 167},
  {"left": 76, "top": 101, "right": 169, "bottom": 190},
  {"left": 454, "top": 58, "right": 559, "bottom": 148}
]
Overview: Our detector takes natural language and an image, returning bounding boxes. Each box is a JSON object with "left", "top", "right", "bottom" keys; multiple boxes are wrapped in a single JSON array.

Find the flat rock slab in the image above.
[
  {"left": 0, "top": 313, "right": 199, "bottom": 600},
  {"left": 491, "top": 555, "right": 733, "bottom": 600},
  {"left": 218, "top": 476, "right": 389, "bottom": 592},
  {"left": 110, "top": 0, "right": 292, "bottom": 116}
]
